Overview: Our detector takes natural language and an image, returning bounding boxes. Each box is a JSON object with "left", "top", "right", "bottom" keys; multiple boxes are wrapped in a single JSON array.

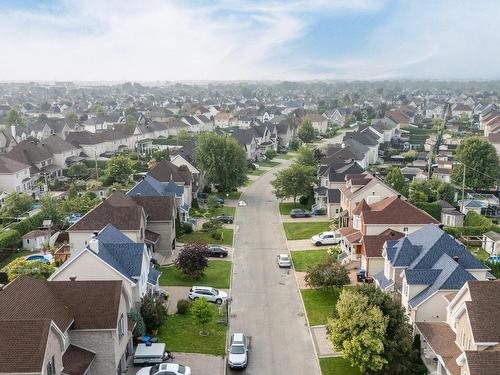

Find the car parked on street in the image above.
[
  {"left": 277, "top": 254, "right": 291, "bottom": 268},
  {"left": 136, "top": 363, "right": 191, "bottom": 375},
  {"left": 311, "top": 231, "right": 342, "bottom": 246},
  {"left": 206, "top": 246, "right": 229, "bottom": 258},
  {"left": 290, "top": 208, "right": 311, "bottom": 218},
  {"left": 216, "top": 215, "right": 234, "bottom": 224},
  {"left": 228, "top": 333, "right": 249, "bottom": 369},
  {"left": 188, "top": 286, "right": 228, "bottom": 305}
]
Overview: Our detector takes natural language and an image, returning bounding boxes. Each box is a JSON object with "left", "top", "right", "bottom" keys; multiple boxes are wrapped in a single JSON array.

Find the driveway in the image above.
[
  {"left": 161, "top": 286, "right": 230, "bottom": 315},
  {"left": 281, "top": 215, "right": 332, "bottom": 223},
  {"left": 229, "top": 161, "right": 321, "bottom": 375},
  {"left": 126, "top": 352, "right": 225, "bottom": 374}
]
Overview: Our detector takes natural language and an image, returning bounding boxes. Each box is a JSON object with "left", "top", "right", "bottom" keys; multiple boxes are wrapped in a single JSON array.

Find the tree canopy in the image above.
[
  {"left": 174, "top": 241, "right": 209, "bottom": 279},
  {"left": 452, "top": 137, "right": 500, "bottom": 190},
  {"left": 6, "top": 258, "right": 56, "bottom": 281},
  {"left": 106, "top": 154, "right": 134, "bottom": 184},
  {"left": 384, "top": 167, "right": 408, "bottom": 196},
  {"left": 296, "top": 145, "right": 317, "bottom": 167},
  {"left": 298, "top": 119, "right": 316, "bottom": 143},
  {"left": 271, "top": 162, "right": 316, "bottom": 203},
  {"left": 1, "top": 192, "right": 33, "bottom": 218},
  {"left": 194, "top": 133, "right": 247, "bottom": 192},
  {"left": 5, "top": 109, "right": 25, "bottom": 127}
]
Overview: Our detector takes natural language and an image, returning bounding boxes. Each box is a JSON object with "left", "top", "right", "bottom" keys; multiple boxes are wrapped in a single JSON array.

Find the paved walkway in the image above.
[
  {"left": 287, "top": 239, "right": 317, "bottom": 251},
  {"left": 310, "top": 326, "right": 339, "bottom": 357}
]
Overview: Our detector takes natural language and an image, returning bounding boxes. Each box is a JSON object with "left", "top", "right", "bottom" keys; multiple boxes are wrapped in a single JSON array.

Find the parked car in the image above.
[
  {"left": 238, "top": 200, "right": 247, "bottom": 207},
  {"left": 290, "top": 208, "right": 311, "bottom": 218},
  {"left": 188, "top": 286, "right": 228, "bottom": 304},
  {"left": 277, "top": 254, "right": 291, "bottom": 268},
  {"left": 216, "top": 215, "right": 234, "bottom": 224},
  {"left": 311, "top": 231, "right": 342, "bottom": 246},
  {"left": 207, "top": 246, "right": 229, "bottom": 258},
  {"left": 228, "top": 333, "right": 249, "bottom": 369},
  {"left": 137, "top": 363, "right": 191, "bottom": 375}
]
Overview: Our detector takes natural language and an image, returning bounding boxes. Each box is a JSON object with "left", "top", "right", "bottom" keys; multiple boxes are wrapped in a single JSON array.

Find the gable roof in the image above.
[
  {"left": 148, "top": 160, "right": 192, "bottom": 185},
  {"left": 0, "top": 155, "right": 30, "bottom": 174},
  {"left": 466, "top": 280, "right": 500, "bottom": 342},
  {"left": 362, "top": 229, "right": 404, "bottom": 258}
]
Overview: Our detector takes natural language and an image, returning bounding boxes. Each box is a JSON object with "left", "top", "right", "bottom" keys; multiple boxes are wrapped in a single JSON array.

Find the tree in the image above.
[
  {"left": 344, "top": 114, "right": 357, "bottom": 127},
  {"left": 140, "top": 293, "right": 167, "bottom": 333},
  {"left": 271, "top": 163, "right": 316, "bottom": 204},
  {"left": 128, "top": 308, "right": 146, "bottom": 337},
  {"left": 174, "top": 241, "right": 209, "bottom": 279},
  {"left": 436, "top": 181, "right": 455, "bottom": 203},
  {"left": 384, "top": 167, "right": 408, "bottom": 196},
  {"left": 191, "top": 297, "right": 214, "bottom": 336},
  {"left": 106, "top": 154, "right": 133, "bottom": 184},
  {"left": 5, "top": 109, "right": 24, "bottom": 127},
  {"left": 194, "top": 133, "right": 247, "bottom": 192},
  {"left": 328, "top": 288, "right": 388, "bottom": 373},
  {"left": 296, "top": 145, "right": 317, "bottom": 167},
  {"left": 265, "top": 149, "right": 277, "bottom": 160},
  {"left": 125, "top": 114, "right": 136, "bottom": 126},
  {"left": 152, "top": 149, "right": 170, "bottom": 161},
  {"left": 67, "top": 163, "right": 89, "bottom": 179},
  {"left": 298, "top": 120, "right": 315, "bottom": 143},
  {"left": 6, "top": 258, "right": 56, "bottom": 281},
  {"left": 304, "top": 257, "right": 349, "bottom": 288},
  {"left": 67, "top": 183, "right": 78, "bottom": 200},
  {"left": 40, "top": 195, "right": 63, "bottom": 227},
  {"left": 94, "top": 105, "right": 105, "bottom": 117},
  {"left": 452, "top": 137, "right": 500, "bottom": 190},
  {"left": 177, "top": 129, "right": 191, "bottom": 145},
  {"left": 37, "top": 113, "right": 48, "bottom": 122},
  {"left": 408, "top": 180, "right": 433, "bottom": 203},
  {"left": 65, "top": 112, "right": 78, "bottom": 123},
  {"left": 60, "top": 194, "right": 100, "bottom": 216},
  {"left": 40, "top": 101, "right": 50, "bottom": 111},
  {"left": 288, "top": 138, "right": 301, "bottom": 151},
  {"left": 1, "top": 192, "right": 33, "bottom": 218}
]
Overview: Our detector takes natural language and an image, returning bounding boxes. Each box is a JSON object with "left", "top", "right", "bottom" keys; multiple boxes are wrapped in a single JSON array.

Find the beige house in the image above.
[{"left": 415, "top": 280, "right": 500, "bottom": 375}]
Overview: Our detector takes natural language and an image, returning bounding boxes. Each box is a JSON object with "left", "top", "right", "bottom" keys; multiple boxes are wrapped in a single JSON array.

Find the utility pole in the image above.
[
  {"left": 461, "top": 163, "right": 466, "bottom": 211},
  {"left": 94, "top": 151, "right": 99, "bottom": 179}
]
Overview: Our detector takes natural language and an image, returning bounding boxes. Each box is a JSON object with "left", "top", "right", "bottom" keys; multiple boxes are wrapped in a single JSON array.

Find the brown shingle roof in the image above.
[
  {"left": 0, "top": 319, "right": 51, "bottom": 373},
  {"left": 361, "top": 196, "right": 439, "bottom": 225},
  {"left": 68, "top": 191, "right": 144, "bottom": 231},
  {"left": 416, "top": 322, "right": 461, "bottom": 375},
  {"left": 148, "top": 160, "right": 192, "bottom": 185},
  {"left": 465, "top": 351, "right": 500, "bottom": 375},
  {"left": 362, "top": 229, "right": 404, "bottom": 258},
  {"left": 62, "top": 345, "right": 95, "bottom": 375},
  {"left": 132, "top": 196, "right": 175, "bottom": 221},
  {"left": 466, "top": 280, "right": 500, "bottom": 343}
]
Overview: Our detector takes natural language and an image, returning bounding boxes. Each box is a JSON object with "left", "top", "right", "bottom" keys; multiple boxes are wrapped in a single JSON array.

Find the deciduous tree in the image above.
[
  {"left": 1, "top": 192, "right": 33, "bottom": 218},
  {"left": 191, "top": 297, "right": 214, "bottom": 336},
  {"left": 174, "top": 241, "right": 209, "bottom": 279},
  {"left": 6, "top": 258, "right": 56, "bottom": 281},
  {"left": 140, "top": 294, "right": 167, "bottom": 333},
  {"left": 271, "top": 163, "right": 316, "bottom": 204},
  {"left": 298, "top": 120, "right": 316, "bottom": 143},
  {"left": 296, "top": 145, "right": 317, "bottom": 167},
  {"left": 384, "top": 167, "right": 408, "bottom": 196},
  {"left": 106, "top": 154, "right": 133, "bottom": 184},
  {"left": 304, "top": 257, "right": 349, "bottom": 288}
]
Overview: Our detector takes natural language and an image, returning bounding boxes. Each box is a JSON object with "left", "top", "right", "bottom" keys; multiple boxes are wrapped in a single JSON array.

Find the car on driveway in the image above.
[
  {"left": 311, "top": 231, "right": 342, "bottom": 246},
  {"left": 188, "top": 286, "right": 228, "bottom": 305},
  {"left": 290, "top": 208, "right": 311, "bottom": 218},
  {"left": 277, "top": 254, "right": 291, "bottom": 268},
  {"left": 137, "top": 363, "right": 191, "bottom": 375},
  {"left": 228, "top": 333, "right": 249, "bottom": 369},
  {"left": 206, "top": 246, "right": 229, "bottom": 258},
  {"left": 216, "top": 215, "right": 234, "bottom": 224}
]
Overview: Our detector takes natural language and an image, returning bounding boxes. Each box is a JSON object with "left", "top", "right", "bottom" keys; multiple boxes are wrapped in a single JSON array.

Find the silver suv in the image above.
[
  {"left": 188, "top": 286, "right": 228, "bottom": 305},
  {"left": 228, "top": 333, "right": 248, "bottom": 369}
]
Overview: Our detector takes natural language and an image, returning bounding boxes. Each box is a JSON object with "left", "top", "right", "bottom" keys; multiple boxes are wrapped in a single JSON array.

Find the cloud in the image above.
[{"left": 0, "top": 0, "right": 499, "bottom": 81}]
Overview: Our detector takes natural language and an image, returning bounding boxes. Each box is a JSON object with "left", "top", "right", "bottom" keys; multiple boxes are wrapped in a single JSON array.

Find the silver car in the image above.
[
  {"left": 228, "top": 333, "right": 248, "bottom": 369},
  {"left": 277, "top": 254, "right": 292, "bottom": 268}
]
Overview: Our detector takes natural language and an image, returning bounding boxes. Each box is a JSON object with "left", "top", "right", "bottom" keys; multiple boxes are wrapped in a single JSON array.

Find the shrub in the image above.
[
  {"left": 265, "top": 149, "right": 277, "bottom": 160},
  {"left": 305, "top": 257, "right": 350, "bottom": 288},
  {"left": 211, "top": 230, "right": 222, "bottom": 240},
  {"left": 0, "top": 230, "right": 21, "bottom": 250},
  {"left": 0, "top": 271, "right": 8, "bottom": 284},
  {"left": 174, "top": 241, "right": 209, "bottom": 279},
  {"left": 128, "top": 308, "right": 146, "bottom": 337},
  {"left": 10, "top": 213, "right": 44, "bottom": 236},
  {"left": 202, "top": 219, "right": 222, "bottom": 232},
  {"left": 414, "top": 202, "right": 441, "bottom": 221},
  {"left": 6, "top": 257, "right": 56, "bottom": 281},
  {"left": 299, "top": 196, "right": 309, "bottom": 205},
  {"left": 176, "top": 299, "right": 191, "bottom": 314},
  {"left": 464, "top": 211, "right": 491, "bottom": 227},
  {"left": 181, "top": 223, "right": 193, "bottom": 234},
  {"left": 192, "top": 198, "right": 199, "bottom": 209},
  {"left": 140, "top": 294, "right": 167, "bottom": 334}
]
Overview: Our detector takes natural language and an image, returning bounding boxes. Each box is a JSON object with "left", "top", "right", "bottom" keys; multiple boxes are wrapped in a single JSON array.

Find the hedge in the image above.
[
  {"left": 444, "top": 225, "right": 500, "bottom": 237},
  {"left": 0, "top": 230, "right": 21, "bottom": 250},
  {"left": 10, "top": 213, "right": 45, "bottom": 236},
  {"left": 414, "top": 202, "right": 441, "bottom": 221}
]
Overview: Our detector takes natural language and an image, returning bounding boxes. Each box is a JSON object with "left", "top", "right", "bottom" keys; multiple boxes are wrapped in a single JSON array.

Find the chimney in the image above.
[
  {"left": 88, "top": 233, "right": 99, "bottom": 253},
  {"left": 453, "top": 256, "right": 459, "bottom": 263},
  {"left": 69, "top": 276, "right": 77, "bottom": 281}
]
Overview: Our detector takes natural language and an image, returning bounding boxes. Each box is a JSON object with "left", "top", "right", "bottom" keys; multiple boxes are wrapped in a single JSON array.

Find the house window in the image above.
[
  {"left": 466, "top": 338, "right": 471, "bottom": 350},
  {"left": 26, "top": 239, "right": 30, "bottom": 244},
  {"left": 118, "top": 313, "right": 125, "bottom": 339},
  {"left": 46, "top": 356, "right": 56, "bottom": 375}
]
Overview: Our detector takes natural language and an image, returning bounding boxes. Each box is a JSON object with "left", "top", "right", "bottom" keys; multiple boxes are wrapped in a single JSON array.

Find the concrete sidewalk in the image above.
[
  {"left": 310, "top": 325, "right": 340, "bottom": 357},
  {"left": 281, "top": 215, "right": 332, "bottom": 223}
]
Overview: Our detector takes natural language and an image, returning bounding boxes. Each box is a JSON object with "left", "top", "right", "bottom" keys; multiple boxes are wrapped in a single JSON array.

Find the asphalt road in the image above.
[{"left": 228, "top": 162, "right": 321, "bottom": 375}]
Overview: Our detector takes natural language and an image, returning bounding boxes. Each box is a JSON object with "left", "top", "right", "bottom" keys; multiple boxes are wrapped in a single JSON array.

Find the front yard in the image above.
[
  {"left": 0, "top": 250, "right": 31, "bottom": 270},
  {"left": 279, "top": 202, "right": 310, "bottom": 215},
  {"left": 291, "top": 250, "right": 329, "bottom": 272},
  {"left": 301, "top": 288, "right": 340, "bottom": 326},
  {"left": 319, "top": 357, "right": 361, "bottom": 375},
  {"left": 257, "top": 160, "right": 280, "bottom": 168},
  {"left": 283, "top": 222, "right": 333, "bottom": 240},
  {"left": 275, "top": 152, "right": 296, "bottom": 160},
  {"left": 158, "top": 303, "right": 228, "bottom": 356},
  {"left": 158, "top": 260, "right": 231, "bottom": 289},
  {"left": 247, "top": 168, "right": 266, "bottom": 176},
  {"left": 178, "top": 228, "right": 234, "bottom": 246}
]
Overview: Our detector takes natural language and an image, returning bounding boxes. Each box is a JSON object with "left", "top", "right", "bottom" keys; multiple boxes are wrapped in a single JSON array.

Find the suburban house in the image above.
[
  {"left": 232, "top": 128, "right": 259, "bottom": 160},
  {"left": 275, "top": 120, "right": 298, "bottom": 149},
  {"left": 373, "top": 224, "right": 489, "bottom": 323},
  {"left": 22, "top": 229, "right": 51, "bottom": 251},
  {"left": 38, "top": 134, "right": 82, "bottom": 168},
  {"left": 232, "top": 124, "right": 278, "bottom": 160},
  {"left": 170, "top": 140, "right": 204, "bottom": 196},
  {"left": 314, "top": 161, "right": 364, "bottom": 219},
  {"left": 302, "top": 113, "right": 328, "bottom": 134},
  {"left": 415, "top": 280, "right": 500, "bottom": 375},
  {"left": 214, "top": 111, "right": 233, "bottom": 128},
  {"left": 68, "top": 190, "right": 176, "bottom": 257},
  {"left": 82, "top": 114, "right": 123, "bottom": 133},
  {"left": 370, "top": 119, "right": 400, "bottom": 143},
  {"left": 49, "top": 223, "right": 161, "bottom": 304},
  {"left": 384, "top": 110, "right": 411, "bottom": 128},
  {"left": 0, "top": 155, "right": 33, "bottom": 194},
  {"left": 340, "top": 196, "right": 439, "bottom": 271},
  {"left": 147, "top": 160, "right": 193, "bottom": 210},
  {"left": 343, "top": 131, "right": 380, "bottom": 164},
  {"left": 0, "top": 276, "right": 133, "bottom": 375},
  {"left": 323, "top": 143, "right": 369, "bottom": 169}
]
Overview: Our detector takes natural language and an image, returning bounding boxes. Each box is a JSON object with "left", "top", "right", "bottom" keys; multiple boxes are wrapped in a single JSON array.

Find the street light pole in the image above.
[{"left": 461, "top": 163, "right": 466, "bottom": 211}]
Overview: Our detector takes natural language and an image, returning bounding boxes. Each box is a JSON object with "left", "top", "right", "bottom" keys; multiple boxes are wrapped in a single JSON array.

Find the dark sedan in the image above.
[
  {"left": 216, "top": 215, "right": 234, "bottom": 224},
  {"left": 290, "top": 208, "right": 311, "bottom": 218},
  {"left": 206, "top": 246, "right": 229, "bottom": 258}
]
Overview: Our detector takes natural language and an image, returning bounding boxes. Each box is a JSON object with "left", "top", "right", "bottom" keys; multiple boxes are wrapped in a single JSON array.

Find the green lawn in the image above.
[
  {"left": 0, "top": 250, "right": 31, "bottom": 270},
  {"left": 319, "top": 357, "right": 362, "bottom": 375},
  {"left": 275, "top": 153, "right": 296, "bottom": 160},
  {"left": 279, "top": 202, "right": 310, "bottom": 215},
  {"left": 301, "top": 288, "right": 340, "bottom": 326},
  {"left": 283, "top": 222, "right": 332, "bottom": 240},
  {"left": 247, "top": 168, "right": 266, "bottom": 176},
  {"left": 158, "top": 260, "right": 231, "bottom": 288},
  {"left": 178, "top": 228, "right": 234, "bottom": 246},
  {"left": 469, "top": 246, "right": 489, "bottom": 262},
  {"left": 291, "top": 250, "right": 329, "bottom": 272},
  {"left": 158, "top": 304, "right": 227, "bottom": 355},
  {"left": 258, "top": 160, "right": 280, "bottom": 168},
  {"left": 215, "top": 206, "right": 236, "bottom": 217}
]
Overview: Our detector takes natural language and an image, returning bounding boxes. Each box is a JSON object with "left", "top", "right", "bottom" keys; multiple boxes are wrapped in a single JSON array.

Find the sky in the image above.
[{"left": 0, "top": 0, "right": 499, "bottom": 81}]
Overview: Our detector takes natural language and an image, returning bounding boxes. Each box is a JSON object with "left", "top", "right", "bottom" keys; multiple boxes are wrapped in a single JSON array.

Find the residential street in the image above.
[{"left": 229, "top": 163, "right": 321, "bottom": 375}]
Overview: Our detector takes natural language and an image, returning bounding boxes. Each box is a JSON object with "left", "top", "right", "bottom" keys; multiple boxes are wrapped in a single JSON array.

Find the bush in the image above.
[
  {"left": 304, "top": 257, "right": 350, "bottom": 288},
  {"left": 289, "top": 138, "right": 301, "bottom": 151},
  {"left": 181, "top": 223, "right": 193, "bottom": 234},
  {"left": 0, "top": 230, "right": 21, "bottom": 250},
  {"left": 192, "top": 198, "right": 199, "bottom": 210},
  {"left": 265, "top": 149, "right": 277, "bottom": 160},
  {"left": 414, "top": 202, "right": 442, "bottom": 221},
  {"left": 128, "top": 308, "right": 146, "bottom": 337},
  {"left": 464, "top": 211, "right": 491, "bottom": 227},
  {"left": 202, "top": 219, "right": 222, "bottom": 232},
  {"left": 140, "top": 294, "right": 167, "bottom": 334},
  {"left": 10, "top": 213, "right": 44, "bottom": 236},
  {"left": 176, "top": 299, "right": 191, "bottom": 314},
  {"left": 299, "top": 196, "right": 309, "bottom": 205},
  {"left": 211, "top": 230, "right": 222, "bottom": 240},
  {"left": 6, "top": 257, "right": 56, "bottom": 281},
  {"left": 0, "top": 271, "right": 8, "bottom": 284}
]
